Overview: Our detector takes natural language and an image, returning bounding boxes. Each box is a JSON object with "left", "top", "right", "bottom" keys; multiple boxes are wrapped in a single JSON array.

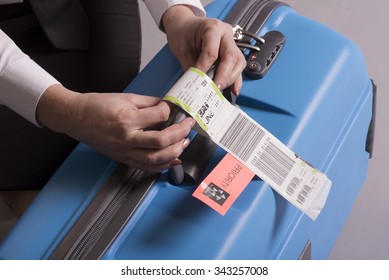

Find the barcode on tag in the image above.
[
  {"left": 219, "top": 113, "right": 265, "bottom": 162},
  {"left": 219, "top": 112, "right": 296, "bottom": 188},
  {"left": 297, "top": 184, "right": 313, "bottom": 205},
  {"left": 286, "top": 177, "right": 300, "bottom": 196},
  {"left": 253, "top": 141, "right": 295, "bottom": 187}
]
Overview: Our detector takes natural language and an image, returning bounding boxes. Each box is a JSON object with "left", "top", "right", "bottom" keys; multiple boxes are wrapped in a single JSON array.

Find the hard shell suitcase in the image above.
[{"left": 0, "top": 0, "right": 375, "bottom": 260}]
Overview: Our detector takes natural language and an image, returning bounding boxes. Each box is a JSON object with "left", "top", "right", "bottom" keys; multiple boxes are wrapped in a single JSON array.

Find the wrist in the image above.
[
  {"left": 162, "top": 5, "right": 197, "bottom": 33},
  {"left": 36, "top": 84, "right": 81, "bottom": 134}
]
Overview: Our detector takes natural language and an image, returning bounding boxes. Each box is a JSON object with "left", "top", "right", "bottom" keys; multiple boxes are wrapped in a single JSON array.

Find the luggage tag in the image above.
[{"left": 163, "top": 67, "right": 332, "bottom": 221}]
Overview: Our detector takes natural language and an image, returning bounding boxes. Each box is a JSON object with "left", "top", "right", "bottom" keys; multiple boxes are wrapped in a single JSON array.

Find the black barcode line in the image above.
[
  {"left": 220, "top": 114, "right": 245, "bottom": 149},
  {"left": 219, "top": 113, "right": 265, "bottom": 162},
  {"left": 297, "top": 185, "right": 312, "bottom": 205},
  {"left": 263, "top": 142, "right": 295, "bottom": 173},
  {"left": 286, "top": 177, "right": 300, "bottom": 197},
  {"left": 254, "top": 160, "right": 285, "bottom": 186},
  {"left": 239, "top": 124, "right": 264, "bottom": 161},
  {"left": 253, "top": 141, "right": 295, "bottom": 187}
]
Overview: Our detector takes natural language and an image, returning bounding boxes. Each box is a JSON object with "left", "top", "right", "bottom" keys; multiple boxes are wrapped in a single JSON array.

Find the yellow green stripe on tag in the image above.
[
  {"left": 189, "top": 67, "right": 206, "bottom": 77},
  {"left": 163, "top": 95, "right": 208, "bottom": 132}
]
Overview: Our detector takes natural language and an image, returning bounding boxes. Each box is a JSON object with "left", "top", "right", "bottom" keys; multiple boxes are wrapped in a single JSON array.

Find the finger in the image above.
[
  {"left": 122, "top": 138, "right": 190, "bottom": 171},
  {"left": 124, "top": 93, "right": 161, "bottom": 109},
  {"left": 194, "top": 26, "right": 223, "bottom": 73},
  {"left": 179, "top": 55, "right": 197, "bottom": 73},
  {"left": 130, "top": 117, "right": 195, "bottom": 149},
  {"left": 130, "top": 101, "right": 172, "bottom": 129},
  {"left": 213, "top": 39, "right": 246, "bottom": 90},
  {"left": 232, "top": 74, "right": 243, "bottom": 96}
]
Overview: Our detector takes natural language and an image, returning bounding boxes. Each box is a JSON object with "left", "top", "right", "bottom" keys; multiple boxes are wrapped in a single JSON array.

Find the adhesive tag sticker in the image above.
[
  {"left": 163, "top": 68, "right": 332, "bottom": 220},
  {"left": 193, "top": 153, "right": 255, "bottom": 215}
]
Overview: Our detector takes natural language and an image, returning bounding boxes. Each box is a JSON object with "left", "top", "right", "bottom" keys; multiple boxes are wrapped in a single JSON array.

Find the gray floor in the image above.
[{"left": 139, "top": 0, "right": 389, "bottom": 259}]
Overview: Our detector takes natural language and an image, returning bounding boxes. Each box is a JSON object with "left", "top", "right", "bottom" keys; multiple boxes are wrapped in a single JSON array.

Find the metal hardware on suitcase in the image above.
[{"left": 0, "top": 0, "right": 375, "bottom": 260}]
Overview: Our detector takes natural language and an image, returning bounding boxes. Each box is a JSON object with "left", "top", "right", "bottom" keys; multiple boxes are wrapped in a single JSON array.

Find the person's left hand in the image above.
[
  {"left": 36, "top": 85, "right": 195, "bottom": 171},
  {"left": 162, "top": 5, "right": 246, "bottom": 95}
]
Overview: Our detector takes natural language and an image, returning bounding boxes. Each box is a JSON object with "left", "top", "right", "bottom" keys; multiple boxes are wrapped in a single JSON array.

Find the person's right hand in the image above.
[
  {"left": 162, "top": 5, "right": 246, "bottom": 95},
  {"left": 36, "top": 85, "right": 195, "bottom": 171}
]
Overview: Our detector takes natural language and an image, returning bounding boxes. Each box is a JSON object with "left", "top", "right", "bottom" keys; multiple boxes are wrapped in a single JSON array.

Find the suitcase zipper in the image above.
[
  {"left": 64, "top": 168, "right": 145, "bottom": 260},
  {"left": 50, "top": 166, "right": 158, "bottom": 260}
]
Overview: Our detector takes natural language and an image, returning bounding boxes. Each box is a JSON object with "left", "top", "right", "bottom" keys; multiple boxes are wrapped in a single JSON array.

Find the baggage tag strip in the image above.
[{"left": 163, "top": 67, "right": 332, "bottom": 221}]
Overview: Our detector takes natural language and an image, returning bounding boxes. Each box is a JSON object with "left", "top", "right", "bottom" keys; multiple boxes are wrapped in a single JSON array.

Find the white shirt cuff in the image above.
[{"left": 0, "top": 30, "right": 59, "bottom": 126}]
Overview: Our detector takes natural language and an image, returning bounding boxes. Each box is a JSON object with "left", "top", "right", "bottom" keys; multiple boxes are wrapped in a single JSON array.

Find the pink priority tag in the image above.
[{"left": 193, "top": 153, "right": 255, "bottom": 215}]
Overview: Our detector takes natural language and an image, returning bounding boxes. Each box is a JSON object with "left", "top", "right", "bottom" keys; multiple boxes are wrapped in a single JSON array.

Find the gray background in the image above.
[{"left": 138, "top": 0, "right": 389, "bottom": 259}]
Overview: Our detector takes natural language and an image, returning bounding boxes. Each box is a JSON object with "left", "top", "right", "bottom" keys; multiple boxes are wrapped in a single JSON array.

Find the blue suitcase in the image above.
[{"left": 0, "top": 0, "right": 375, "bottom": 260}]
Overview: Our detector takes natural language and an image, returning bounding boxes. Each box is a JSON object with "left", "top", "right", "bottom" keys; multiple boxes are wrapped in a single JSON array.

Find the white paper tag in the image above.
[{"left": 163, "top": 68, "right": 332, "bottom": 220}]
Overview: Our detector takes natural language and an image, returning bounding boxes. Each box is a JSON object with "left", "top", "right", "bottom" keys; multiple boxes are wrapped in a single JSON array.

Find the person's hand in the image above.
[
  {"left": 36, "top": 85, "right": 195, "bottom": 171},
  {"left": 162, "top": 5, "right": 246, "bottom": 95}
]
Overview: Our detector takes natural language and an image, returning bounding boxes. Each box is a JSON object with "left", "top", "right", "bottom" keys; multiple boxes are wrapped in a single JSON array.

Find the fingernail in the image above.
[
  {"left": 189, "top": 118, "right": 196, "bottom": 127},
  {"left": 169, "top": 158, "right": 182, "bottom": 167},
  {"left": 182, "top": 138, "right": 190, "bottom": 148}
]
